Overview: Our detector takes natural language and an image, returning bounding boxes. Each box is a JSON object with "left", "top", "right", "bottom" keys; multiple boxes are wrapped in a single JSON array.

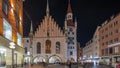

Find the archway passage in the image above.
[
  {"left": 49, "top": 55, "right": 62, "bottom": 63},
  {"left": 67, "top": 58, "right": 75, "bottom": 63},
  {"left": 33, "top": 56, "right": 46, "bottom": 64},
  {"left": 70, "top": 58, "right": 75, "bottom": 62}
]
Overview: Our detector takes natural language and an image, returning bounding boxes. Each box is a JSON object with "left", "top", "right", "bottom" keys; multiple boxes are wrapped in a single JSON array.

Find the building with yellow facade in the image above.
[{"left": 0, "top": 0, "right": 24, "bottom": 68}]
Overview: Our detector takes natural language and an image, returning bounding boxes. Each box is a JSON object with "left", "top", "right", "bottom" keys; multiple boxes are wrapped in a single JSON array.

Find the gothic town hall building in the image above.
[{"left": 23, "top": 0, "right": 77, "bottom": 64}]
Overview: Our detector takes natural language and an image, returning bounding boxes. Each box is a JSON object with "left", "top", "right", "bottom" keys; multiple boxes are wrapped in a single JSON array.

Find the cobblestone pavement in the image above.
[
  {"left": 83, "top": 63, "right": 114, "bottom": 68},
  {"left": 22, "top": 63, "right": 114, "bottom": 68}
]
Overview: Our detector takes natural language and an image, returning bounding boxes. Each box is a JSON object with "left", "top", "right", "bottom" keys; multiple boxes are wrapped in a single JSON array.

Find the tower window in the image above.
[
  {"left": 25, "top": 47, "right": 27, "bottom": 54},
  {"left": 70, "top": 51, "right": 73, "bottom": 55},
  {"left": 27, "top": 40, "right": 29, "bottom": 43},
  {"left": 69, "top": 28, "right": 73, "bottom": 31},
  {"left": 72, "top": 32, "right": 74, "bottom": 35},
  {"left": 68, "top": 32, "right": 70, "bottom": 34}
]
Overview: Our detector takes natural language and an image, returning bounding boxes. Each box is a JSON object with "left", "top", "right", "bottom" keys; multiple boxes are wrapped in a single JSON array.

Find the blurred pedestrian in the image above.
[{"left": 68, "top": 62, "right": 71, "bottom": 68}]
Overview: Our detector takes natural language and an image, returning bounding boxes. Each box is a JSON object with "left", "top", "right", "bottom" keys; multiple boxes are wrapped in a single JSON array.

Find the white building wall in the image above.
[
  {"left": 83, "top": 27, "right": 100, "bottom": 62},
  {"left": 67, "top": 26, "right": 77, "bottom": 62},
  {"left": 32, "top": 37, "right": 67, "bottom": 62}
]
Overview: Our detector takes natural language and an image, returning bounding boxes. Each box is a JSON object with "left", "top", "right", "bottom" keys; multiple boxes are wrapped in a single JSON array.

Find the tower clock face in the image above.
[
  {"left": 69, "top": 28, "right": 73, "bottom": 32},
  {"left": 68, "top": 37, "right": 74, "bottom": 44}
]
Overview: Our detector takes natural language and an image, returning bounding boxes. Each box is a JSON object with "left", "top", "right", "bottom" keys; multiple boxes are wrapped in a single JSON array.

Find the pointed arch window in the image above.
[
  {"left": 45, "top": 40, "right": 51, "bottom": 54},
  {"left": 37, "top": 42, "right": 41, "bottom": 54},
  {"left": 56, "top": 42, "right": 60, "bottom": 54}
]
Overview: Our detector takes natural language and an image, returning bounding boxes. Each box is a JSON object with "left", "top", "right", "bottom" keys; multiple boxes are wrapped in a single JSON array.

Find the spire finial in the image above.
[
  {"left": 67, "top": 0, "right": 72, "bottom": 13},
  {"left": 30, "top": 21, "right": 33, "bottom": 33},
  {"left": 75, "top": 17, "right": 77, "bottom": 27},
  {"left": 46, "top": 0, "right": 49, "bottom": 16}
]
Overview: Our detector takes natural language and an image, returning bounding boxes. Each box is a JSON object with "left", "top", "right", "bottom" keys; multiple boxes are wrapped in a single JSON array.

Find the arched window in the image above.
[
  {"left": 37, "top": 42, "right": 41, "bottom": 54},
  {"left": 56, "top": 42, "right": 60, "bottom": 54},
  {"left": 45, "top": 40, "right": 51, "bottom": 54}
]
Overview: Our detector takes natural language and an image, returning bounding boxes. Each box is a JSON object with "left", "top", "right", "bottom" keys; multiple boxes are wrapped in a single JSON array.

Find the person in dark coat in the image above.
[{"left": 68, "top": 62, "right": 72, "bottom": 68}]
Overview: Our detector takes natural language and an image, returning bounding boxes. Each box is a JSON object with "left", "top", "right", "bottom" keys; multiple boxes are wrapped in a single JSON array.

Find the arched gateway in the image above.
[
  {"left": 48, "top": 55, "right": 62, "bottom": 63},
  {"left": 33, "top": 56, "right": 46, "bottom": 63}
]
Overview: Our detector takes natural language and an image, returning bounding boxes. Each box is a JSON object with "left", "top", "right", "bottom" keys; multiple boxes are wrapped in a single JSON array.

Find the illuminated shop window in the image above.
[
  {"left": 17, "top": 33, "right": 22, "bottom": 46},
  {"left": 3, "top": 19, "right": 12, "bottom": 41},
  {"left": 115, "top": 46, "right": 118, "bottom": 53}
]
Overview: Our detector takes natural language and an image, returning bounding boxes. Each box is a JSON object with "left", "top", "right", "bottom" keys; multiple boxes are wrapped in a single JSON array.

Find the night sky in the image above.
[{"left": 23, "top": 0, "right": 120, "bottom": 47}]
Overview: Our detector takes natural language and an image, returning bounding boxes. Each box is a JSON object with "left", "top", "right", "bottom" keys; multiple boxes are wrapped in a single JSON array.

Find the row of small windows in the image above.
[
  {"left": 102, "top": 46, "right": 119, "bottom": 56},
  {"left": 101, "top": 21, "right": 119, "bottom": 33},
  {"left": 68, "top": 41, "right": 74, "bottom": 45},
  {"left": 68, "top": 32, "right": 74, "bottom": 35},
  {"left": 101, "top": 29, "right": 119, "bottom": 40},
  {"left": 68, "top": 37, "right": 74, "bottom": 41},
  {"left": 102, "top": 38, "right": 119, "bottom": 46},
  {"left": 68, "top": 37, "right": 74, "bottom": 44},
  {"left": 68, "top": 46, "right": 75, "bottom": 49},
  {"left": 3, "top": 18, "right": 22, "bottom": 46},
  {"left": 25, "top": 40, "right": 61, "bottom": 54}
]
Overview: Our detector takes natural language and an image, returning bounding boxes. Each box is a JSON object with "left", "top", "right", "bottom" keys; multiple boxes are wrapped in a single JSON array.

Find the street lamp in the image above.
[{"left": 9, "top": 42, "right": 15, "bottom": 68}]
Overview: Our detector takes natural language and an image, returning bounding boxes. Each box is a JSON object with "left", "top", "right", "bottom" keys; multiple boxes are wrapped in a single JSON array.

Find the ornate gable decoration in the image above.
[{"left": 34, "top": 16, "right": 64, "bottom": 38}]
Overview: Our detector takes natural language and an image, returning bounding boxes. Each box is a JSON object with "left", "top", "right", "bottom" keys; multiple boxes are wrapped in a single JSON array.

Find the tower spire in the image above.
[
  {"left": 30, "top": 21, "right": 33, "bottom": 33},
  {"left": 29, "top": 20, "right": 33, "bottom": 38},
  {"left": 46, "top": 0, "right": 49, "bottom": 16},
  {"left": 75, "top": 18, "right": 77, "bottom": 28},
  {"left": 67, "top": 0, "right": 72, "bottom": 13}
]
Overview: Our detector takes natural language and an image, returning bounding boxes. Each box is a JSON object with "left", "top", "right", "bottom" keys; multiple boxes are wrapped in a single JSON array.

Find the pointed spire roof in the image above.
[
  {"left": 67, "top": 0, "right": 72, "bottom": 13},
  {"left": 46, "top": 0, "right": 49, "bottom": 16},
  {"left": 30, "top": 21, "right": 33, "bottom": 33},
  {"left": 75, "top": 17, "right": 77, "bottom": 23},
  {"left": 75, "top": 17, "right": 77, "bottom": 27}
]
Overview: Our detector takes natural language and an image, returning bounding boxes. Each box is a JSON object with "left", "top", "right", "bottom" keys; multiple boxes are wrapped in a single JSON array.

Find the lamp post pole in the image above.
[
  {"left": 9, "top": 42, "right": 15, "bottom": 68},
  {"left": 12, "top": 49, "right": 14, "bottom": 68}
]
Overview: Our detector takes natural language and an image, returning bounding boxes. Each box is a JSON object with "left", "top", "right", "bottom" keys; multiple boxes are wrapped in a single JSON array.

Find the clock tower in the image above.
[{"left": 65, "top": 0, "right": 77, "bottom": 62}]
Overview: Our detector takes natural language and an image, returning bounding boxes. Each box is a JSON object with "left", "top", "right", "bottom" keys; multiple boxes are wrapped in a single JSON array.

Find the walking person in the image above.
[{"left": 68, "top": 62, "right": 72, "bottom": 68}]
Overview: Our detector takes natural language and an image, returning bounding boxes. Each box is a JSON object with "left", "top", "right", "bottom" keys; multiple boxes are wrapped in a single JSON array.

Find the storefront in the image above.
[
  {"left": 101, "top": 56, "right": 110, "bottom": 65},
  {"left": 0, "top": 36, "right": 24, "bottom": 68},
  {"left": 0, "top": 48, "right": 6, "bottom": 67},
  {"left": 114, "top": 55, "right": 120, "bottom": 63}
]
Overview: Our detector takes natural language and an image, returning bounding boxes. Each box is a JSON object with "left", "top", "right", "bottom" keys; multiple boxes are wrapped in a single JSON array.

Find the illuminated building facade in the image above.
[
  {"left": 65, "top": 0, "right": 77, "bottom": 62},
  {"left": 0, "top": 0, "right": 24, "bottom": 67},
  {"left": 83, "top": 26, "right": 100, "bottom": 63},
  {"left": 99, "top": 13, "right": 120, "bottom": 65},
  {"left": 77, "top": 42, "right": 83, "bottom": 62},
  {"left": 23, "top": 0, "right": 77, "bottom": 63}
]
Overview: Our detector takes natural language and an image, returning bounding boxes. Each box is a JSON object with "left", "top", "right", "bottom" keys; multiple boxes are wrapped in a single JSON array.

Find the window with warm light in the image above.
[
  {"left": 56, "top": 42, "right": 60, "bottom": 54},
  {"left": 45, "top": 40, "right": 51, "bottom": 54},
  {"left": 17, "top": 33, "right": 22, "bottom": 46},
  {"left": 3, "top": 19, "right": 12, "bottom": 41}
]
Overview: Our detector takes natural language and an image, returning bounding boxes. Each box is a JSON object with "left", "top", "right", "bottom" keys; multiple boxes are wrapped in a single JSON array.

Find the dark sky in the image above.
[{"left": 23, "top": 0, "right": 120, "bottom": 47}]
